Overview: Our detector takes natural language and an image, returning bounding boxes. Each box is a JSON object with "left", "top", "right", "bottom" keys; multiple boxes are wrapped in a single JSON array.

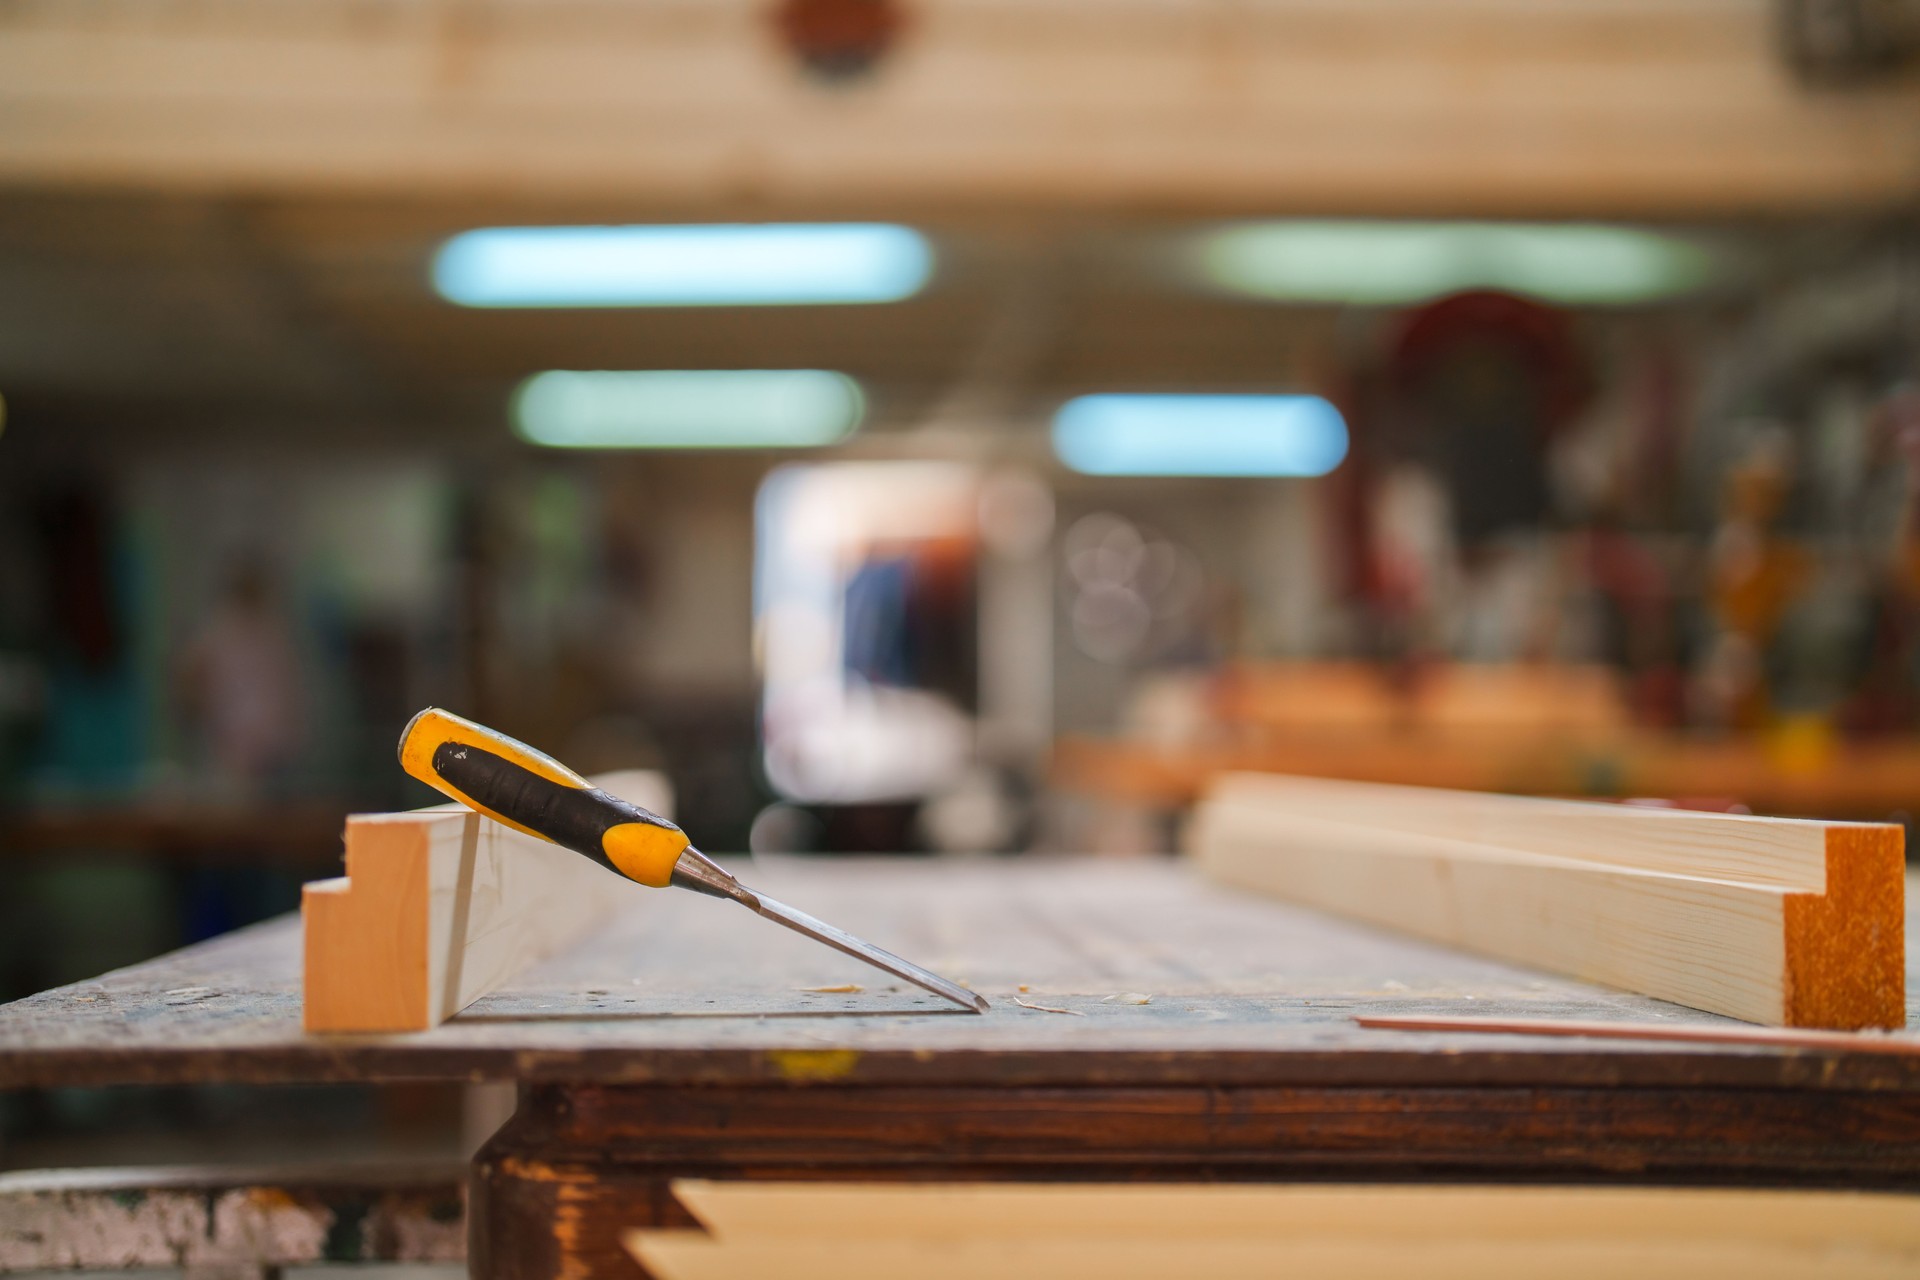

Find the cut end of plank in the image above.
[
  {"left": 301, "top": 822, "right": 434, "bottom": 1033},
  {"left": 303, "top": 774, "right": 662, "bottom": 1034},
  {"left": 1782, "top": 826, "right": 1906, "bottom": 1029},
  {"left": 1192, "top": 772, "right": 1908, "bottom": 1030}
]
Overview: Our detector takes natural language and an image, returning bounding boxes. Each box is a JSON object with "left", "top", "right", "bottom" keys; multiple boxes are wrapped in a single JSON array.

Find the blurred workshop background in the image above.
[{"left": 3, "top": 0, "right": 1920, "bottom": 1165}]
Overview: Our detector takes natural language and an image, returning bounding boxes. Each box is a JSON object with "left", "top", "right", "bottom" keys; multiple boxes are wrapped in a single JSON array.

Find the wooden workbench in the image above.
[{"left": 4, "top": 856, "right": 1919, "bottom": 1279}]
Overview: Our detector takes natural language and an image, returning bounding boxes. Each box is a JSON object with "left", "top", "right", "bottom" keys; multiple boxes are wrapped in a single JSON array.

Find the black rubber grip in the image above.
[{"left": 430, "top": 740, "right": 679, "bottom": 875}]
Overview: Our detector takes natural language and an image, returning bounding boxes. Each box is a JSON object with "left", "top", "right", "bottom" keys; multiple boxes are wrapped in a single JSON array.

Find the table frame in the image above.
[{"left": 470, "top": 1077, "right": 1920, "bottom": 1278}]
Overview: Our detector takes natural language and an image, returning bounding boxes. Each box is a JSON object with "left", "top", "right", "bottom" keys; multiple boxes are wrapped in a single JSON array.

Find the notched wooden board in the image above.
[
  {"left": 301, "top": 769, "right": 668, "bottom": 1033},
  {"left": 1192, "top": 773, "right": 1905, "bottom": 1029}
]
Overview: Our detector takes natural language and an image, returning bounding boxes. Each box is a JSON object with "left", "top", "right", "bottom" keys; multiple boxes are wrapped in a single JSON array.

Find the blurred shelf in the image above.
[
  {"left": 1052, "top": 732, "right": 1920, "bottom": 820},
  {"left": 0, "top": 801, "right": 350, "bottom": 865}
]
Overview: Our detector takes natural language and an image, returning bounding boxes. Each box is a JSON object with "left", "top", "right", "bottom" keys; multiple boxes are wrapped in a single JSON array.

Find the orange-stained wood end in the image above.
[
  {"left": 302, "top": 776, "right": 658, "bottom": 1033},
  {"left": 301, "top": 819, "right": 432, "bottom": 1032},
  {"left": 1783, "top": 826, "right": 1906, "bottom": 1029}
]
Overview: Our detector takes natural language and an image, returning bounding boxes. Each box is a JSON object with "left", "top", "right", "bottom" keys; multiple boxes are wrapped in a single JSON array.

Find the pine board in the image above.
[
  {"left": 625, "top": 1181, "right": 1920, "bottom": 1280},
  {"left": 301, "top": 769, "right": 669, "bottom": 1033},
  {"left": 627, "top": 1237, "right": 1917, "bottom": 1280},
  {"left": 1191, "top": 774, "right": 1904, "bottom": 1029}
]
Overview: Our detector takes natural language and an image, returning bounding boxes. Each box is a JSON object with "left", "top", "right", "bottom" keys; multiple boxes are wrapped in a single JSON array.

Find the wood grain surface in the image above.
[
  {"left": 662, "top": 1179, "right": 1920, "bottom": 1242},
  {"left": 625, "top": 1237, "right": 1917, "bottom": 1280},
  {"left": 1191, "top": 774, "right": 1905, "bottom": 1027},
  {"left": 624, "top": 1181, "right": 1920, "bottom": 1280},
  {"left": 5, "top": 0, "right": 1919, "bottom": 215},
  {"left": 3, "top": 857, "right": 1919, "bottom": 1091},
  {"left": 302, "top": 770, "right": 669, "bottom": 1033}
]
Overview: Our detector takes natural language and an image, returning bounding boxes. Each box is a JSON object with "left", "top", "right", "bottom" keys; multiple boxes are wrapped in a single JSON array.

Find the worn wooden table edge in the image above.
[
  {"left": 5, "top": 857, "right": 1918, "bottom": 1094},
  {"left": 5, "top": 1042, "right": 1920, "bottom": 1091}
]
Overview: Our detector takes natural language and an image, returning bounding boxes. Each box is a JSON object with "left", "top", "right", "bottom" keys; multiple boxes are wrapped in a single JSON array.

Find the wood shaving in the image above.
[
  {"left": 1012, "top": 997, "right": 1085, "bottom": 1016},
  {"left": 798, "top": 984, "right": 864, "bottom": 994},
  {"left": 1101, "top": 992, "right": 1152, "bottom": 1005}
]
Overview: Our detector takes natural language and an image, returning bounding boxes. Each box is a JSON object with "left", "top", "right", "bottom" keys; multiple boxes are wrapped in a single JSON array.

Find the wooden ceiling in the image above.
[
  {"left": 3, "top": 0, "right": 1917, "bottom": 215},
  {"left": 0, "top": 1, "right": 1913, "bottom": 448}
]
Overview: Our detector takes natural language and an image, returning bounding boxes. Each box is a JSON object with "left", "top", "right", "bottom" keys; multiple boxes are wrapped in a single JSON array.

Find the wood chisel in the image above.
[{"left": 397, "top": 707, "right": 989, "bottom": 1013}]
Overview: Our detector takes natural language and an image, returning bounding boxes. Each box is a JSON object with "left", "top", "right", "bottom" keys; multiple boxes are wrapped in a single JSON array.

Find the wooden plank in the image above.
[
  {"left": 301, "top": 769, "right": 668, "bottom": 1033},
  {"left": 1356, "top": 1013, "right": 1920, "bottom": 1055},
  {"left": 4, "top": 858, "right": 1919, "bottom": 1091},
  {"left": 627, "top": 1237, "right": 1920, "bottom": 1280},
  {"left": 663, "top": 1179, "right": 1920, "bottom": 1244},
  {"left": 1195, "top": 773, "right": 1838, "bottom": 885},
  {"left": 626, "top": 1181, "right": 1920, "bottom": 1280},
  {"left": 1190, "top": 773, "right": 1905, "bottom": 1028},
  {"left": 0, "top": 0, "right": 1915, "bottom": 213}
]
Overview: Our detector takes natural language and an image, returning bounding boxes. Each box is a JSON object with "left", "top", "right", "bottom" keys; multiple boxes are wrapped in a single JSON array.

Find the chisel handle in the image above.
[{"left": 397, "top": 707, "right": 688, "bottom": 887}]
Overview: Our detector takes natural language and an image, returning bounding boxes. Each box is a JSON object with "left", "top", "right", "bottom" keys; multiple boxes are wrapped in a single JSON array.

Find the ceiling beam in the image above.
[{"left": 1, "top": 1, "right": 1916, "bottom": 215}]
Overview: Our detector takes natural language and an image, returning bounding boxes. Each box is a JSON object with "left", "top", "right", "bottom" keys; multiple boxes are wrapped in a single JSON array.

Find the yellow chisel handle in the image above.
[{"left": 397, "top": 707, "right": 688, "bottom": 887}]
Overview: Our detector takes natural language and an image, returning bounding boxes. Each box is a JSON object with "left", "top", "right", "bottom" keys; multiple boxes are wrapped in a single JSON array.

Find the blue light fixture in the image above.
[
  {"left": 434, "top": 224, "right": 933, "bottom": 307},
  {"left": 1052, "top": 394, "right": 1348, "bottom": 477},
  {"left": 1197, "top": 221, "right": 1719, "bottom": 306},
  {"left": 513, "top": 370, "right": 865, "bottom": 449}
]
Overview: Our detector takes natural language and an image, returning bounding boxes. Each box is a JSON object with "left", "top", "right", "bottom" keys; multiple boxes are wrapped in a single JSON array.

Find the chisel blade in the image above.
[{"left": 750, "top": 893, "right": 990, "bottom": 1014}]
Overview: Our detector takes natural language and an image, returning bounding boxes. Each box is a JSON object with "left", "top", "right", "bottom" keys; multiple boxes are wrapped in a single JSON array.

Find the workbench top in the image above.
[{"left": 2, "top": 857, "right": 1915, "bottom": 1091}]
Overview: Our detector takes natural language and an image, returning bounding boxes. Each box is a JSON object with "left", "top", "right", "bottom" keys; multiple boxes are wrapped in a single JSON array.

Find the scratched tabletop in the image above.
[{"left": 2, "top": 857, "right": 1916, "bottom": 1090}]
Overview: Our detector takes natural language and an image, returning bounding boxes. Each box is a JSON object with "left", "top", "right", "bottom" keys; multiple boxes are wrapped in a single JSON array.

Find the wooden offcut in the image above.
[
  {"left": 1191, "top": 773, "right": 1905, "bottom": 1029},
  {"left": 661, "top": 1179, "right": 1920, "bottom": 1245},
  {"left": 1355, "top": 1013, "right": 1920, "bottom": 1056},
  {"left": 301, "top": 770, "right": 667, "bottom": 1033},
  {"left": 625, "top": 1181, "right": 1920, "bottom": 1280}
]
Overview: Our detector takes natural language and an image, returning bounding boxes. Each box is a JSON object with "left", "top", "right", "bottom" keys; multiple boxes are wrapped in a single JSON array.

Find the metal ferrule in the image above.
[{"left": 669, "top": 847, "right": 760, "bottom": 909}]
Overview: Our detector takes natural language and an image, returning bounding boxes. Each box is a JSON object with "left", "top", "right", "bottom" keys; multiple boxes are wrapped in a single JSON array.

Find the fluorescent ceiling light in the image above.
[
  {"left": 435, "top": 224, "right": 932, "bottom": 307},
  {"left": 1197, "top": 221, "right": 1718, "bottom": 306},
  {"left": 514, "top": 370, "right": 865, "bottom": 449},
  {"left": 1053, "top": 394, "right": 1348, "bottom": 477}
]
